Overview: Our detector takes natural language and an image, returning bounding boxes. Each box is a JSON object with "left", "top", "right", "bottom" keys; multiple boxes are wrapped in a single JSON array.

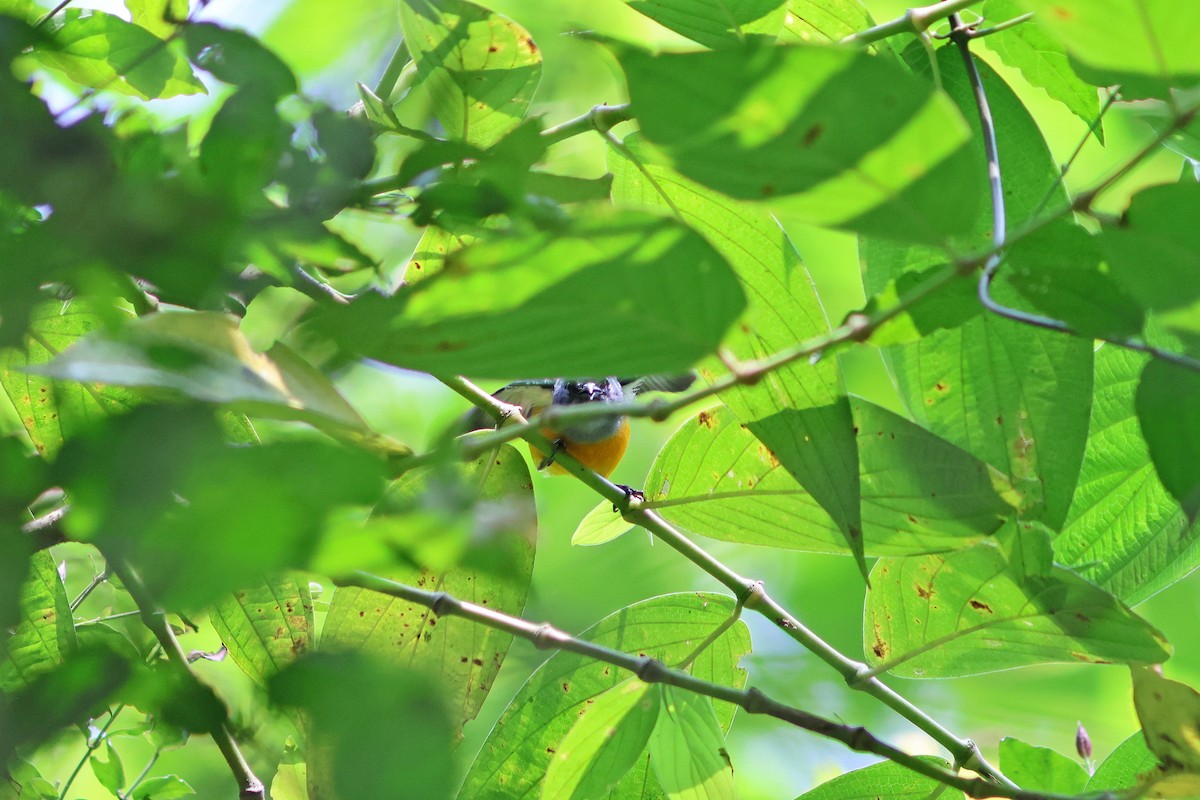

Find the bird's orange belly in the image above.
[{"left": 529, "top": 418, "right": 631, "bottom": 477}]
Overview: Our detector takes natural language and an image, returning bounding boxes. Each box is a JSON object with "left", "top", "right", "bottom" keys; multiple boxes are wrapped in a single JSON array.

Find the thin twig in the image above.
[
  {"left": 438, "top": 375, "right": 1016, "bottom": 789},
  {"left": 340, "top": 572, "right": 1106, "bottom": 800},
  {"left": 542, "top": 104, "right": 633, "bottom": 145},
  {"left": 1028, "top": 87, "right": 1122, "bottom": 222},
  {"left": 22, "top": 505, "right": 69, "bottom": 551},
  {"left": 840, "top": 0, "right": 982, "bottom": 46},
  {"left": 69, "top": 566, "right": 109, "bottom": 612},
  {"left": 107, "top": 560, "right": 265, "bottom": 800},
  {"left": 55, "top": 706, "right": 121, "bottom": 800}
]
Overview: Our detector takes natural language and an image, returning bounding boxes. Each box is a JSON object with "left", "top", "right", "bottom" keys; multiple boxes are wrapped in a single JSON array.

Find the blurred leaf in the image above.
[
  {"left": 265, "top": 0, "right": 396, "bottom": 80},
  {"left": 792, "top": 758, "right": 963, "bottom": 800},
  {"left": 458, "top": 593, "right": 750, "bottom": 798},
  {"left": 1132, "top": 666, "right": 1200, "bottom": 771},
  {"left": 572, "top": 501, "right": 635, "bottom": 547},
  {"left": 37, "top": 10, "right": 204, "bottom": 100},
  {"left": 129, "top": 775, "right": 193, "bottom": 800},
  {"left": 982, "top": 0, "right": 1101, "bottom": 139},
  {"left": 1014, "top": 0, "right": 1200, "bottom": 95},
  {"left": 404, "top": 225, "right": 470, "bottom": 286},
  {"left": 780, "top": 0, "right": 875, "bottom": 44},
  {"left": 36, "top": 311, "right": 379, "bottom": 442},
  {"left": 644, "top": 405, "right": 1006, "bottom": 556},
  {"left": 0, "top": 551, "right": 75, "bottom": 691},
  {"left": 182, "top": 23, "right": 297, "bottom": 97},
  {"left": 1000, "top": 221, "right": 1143, "bottom": 340},
  {"left": 270, "top": 652, "right": 453, "bottom": 800},
  {"left": 55, "top": 406, "right": 385, "bottom": 609},
  {"left": 269, "top": 743, "right": 306, "bottom": 800},
  {"left": 543, "top": 679, "right": 661, "bottom": 800},
  {"left": 623, "top": 0, "right": 786, "bottom": 49},
  {"left": 608, "top": 135, "right": 863, "bottom": 571},
  {"left": 648, "top": 686, "right": 735, "bottom": 800},
  {"left": 1104, "top": 184, "right": 1200, "bottom": 315},
  {"left": 209, "top": 575, "right": 313, "bottom": 687},
  {"left": 999, "top": 737, "right": 1089, "bottom": 794},
  {"left": 89, "top": 740, "right": 126, "bottom": 797},
  {"left": 1085, "top": 731, "right": 1159, "bottom": 793},
  {"left": 1056, "top": 346, "right": 1195, "bottom": 604},
  {"left": 198, "top": 85, "right": 289, "bottom": 209},
  {"left": 0, "top": 300, "right": 139, "bottom": 458},
  {"left": 124, "top": 0, "right": 187, "bottom": 38},
  {"left": 400, "top": 0, "right": 542, "bottom": 147},
  {"left": 0, "top": 647, "right": 132, "bottom": 767},
  {"left": 618, "top": 44, "right": 977, "bottom": 243},
  {"left": 310, "top": 209, "right": 747, "bottom": 378},
  {"left": 1136, "top": 359, "right": 1200, "bottom": 520},
  {"left": 865, "top": 524, "right": 1170, "bottom": 677},
  {"left": 322, "top": 444, "right": 534, "bottom": 734}
]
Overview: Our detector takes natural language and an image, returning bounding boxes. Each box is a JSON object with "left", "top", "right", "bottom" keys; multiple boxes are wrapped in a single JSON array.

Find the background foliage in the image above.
[{"left": 3, "top": 0, "right": 1200, "bottom": 798}]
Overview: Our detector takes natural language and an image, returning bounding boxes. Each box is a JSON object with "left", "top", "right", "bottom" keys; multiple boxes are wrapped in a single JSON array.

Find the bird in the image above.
[{"left": 463, "top": 374, "right": 695, "bottom": 479}]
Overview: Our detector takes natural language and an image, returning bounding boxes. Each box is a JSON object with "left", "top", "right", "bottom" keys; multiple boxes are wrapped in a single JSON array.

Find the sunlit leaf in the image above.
[
  {"left": 999, "top": 737, "right": 1089, "bottom": 794},
  {"left": 543, "top": 679, "right": 661, "bottom": 799},
  {"left": 210, "top": 575, "right": 314, "bottom": 686},
  {"left": 572, "top": 500, "right": 635, "bottom": 547},
  {"left": 310, "top": 209, "right": 747, "bottom": 378},
  {"left": 1085, "top": 731, "right": 1158, "bottom": 793},
  {"left": 0, "top": 551, "right": 75, "bottom": 692},
  {"left": 1056, "top": 345, "right": 1195, "bottom": 604},
  {"left": 1132, "top": 666, "right": 1200, "bottom": 772},
  {"left": 865, "top": 524, "right": 1170, "bottom": 677},
  {"left": 400, "top": 0, "right": 542, "bottom": 147},
  {"left": 618, "top": 43, "right": 977, "bottom": 243},
  {"left": 37, "top": 10, "right": 204, "bottom": 100},
  {"left": 649, "top": 686, "right": 736, "bottom": 800},
  {"left": 644, "top": 405, "right": 1007, "bottom": 556},
  {"left": 780, "top": 0, "right": 875, "bottom": 44},
  {"left": 322, "top": 444, "right": 535, "bottom": 734},
  {"left": 129, "top": 774, "right": 194, "bottom": 800},
  {"left": 89, "top": 739, "right": 125, "bottom": 797},
  {"left": 609, "top": 135, "right": 863, "bottom": 569},
  {"left": 982, "top": 0, "right": 1101, "bottom": 138},
  {"left": 623, "top": 0, "right": 786, "bottom": 49},
  {"left": 792, "top": 758, "right": 963, "bottom": 800},
  {"left": 458, "top": 593, "right": 750, "bottom": 798}
]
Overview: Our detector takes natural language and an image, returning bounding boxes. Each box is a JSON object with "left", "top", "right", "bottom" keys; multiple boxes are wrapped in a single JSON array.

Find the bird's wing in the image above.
[
  {"left": 461, "top": 380, "right": 556, "bottom": 432},
  {"left": 622, "top": 372, "right": 696, "bottom": 395}
]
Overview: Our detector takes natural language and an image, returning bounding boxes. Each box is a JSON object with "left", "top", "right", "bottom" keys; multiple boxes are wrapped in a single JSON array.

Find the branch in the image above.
[
  {"left": 840, "top": 0, "right": 983, "bottom": 46},
  {"left": 950, "top": 16, "right": 1200, "bottom": 374},
  {"left": 438, "top": 375, "right": 1016, "bottom": 790},
  {"left": 106, "top": 560, "right": 265, "bottom": 800},
  {"left": 339, "top": 572, "right": 1111, "bottom": 800},
  {"left": 541, "top": 104, "right": 633, "bottom": 145}
]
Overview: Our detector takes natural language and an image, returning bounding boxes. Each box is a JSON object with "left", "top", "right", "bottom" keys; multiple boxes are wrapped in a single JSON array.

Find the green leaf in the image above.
[
  {"left": 124, "top": 0, "right": 187, "bottom": 38},
  {"left": 1014, "top": 0, "right": 1200, "bottom": 94},
  {"left": 644, "top": 404, "right": 1007, "bottom": 556},
  {"left": 129, "top": 774, "right": 194, "bottom": 800},
  {"left": 0, "top": 551, "right": 75, "bottom": 691},
  {"left": 780, "top": 0, "right": 875, "bottom": 44},
  {"left": 0, "top": 300, "right": 139, "bottom": 459},
  {"left": 982, "top": 0, "right": 1101, "bottom": 139},
  {"left": 623, "top": 0, "right": 786, "bottom": 49},
  {"left": 1085, "top": 731, "right": 1158, "bottom": 793},
  {"left": 999, "top": 221, "right": 1143, "bottom": 340},
  {"left": 864, "top": 524, "right": 1170, "bottom": 678},
  {"left": 1132, "top": 666, "right": 1200, "bottom": 772},
  {"left": 458, "top": 593, "right": 750, "bottom": 798},
  {"left": 55, "top": 406, "right": 385, "bottom": 609},
  {"left": 608, "top": 135, "right": 863, "bottom": 570},
  {"left": 321, "top": 444, "right": 535, "bottom": 734},
  {"left": 36, "top": 311, "right": 382, "bottom": 444},
  {"left": 543, "top": 679, "right": 662, "bottom": 800},
  {"left": 311, "top": 209, "right": 747, "bottom": 378},
  {"left": 403, "top": 225, "right": 470, "bottom": 285},
  {"left": 792, "top": 758, "right": 963, "bottom": 800},
  {"left": 270, "top": 652, "right": 453, "bottom": 800},
  {"left": 998, "top": 737, "right": 1089, "bottom": 794},
  {"left": 1103, "top": 184, "right": 1200, "bottom": 317},
  {"left": 1136, "top": 359, "right": 1200, "bottom": 520},
  {"left": 572, "top": 500, "right": 636, "bottom": 547},
  {"left": 37, "top": 10, "right": 204, "bottom": 100},
  {"left": 269, "top": 743, "right": 306, "bottom": 800},
  {"left": 857, "top": 266, "right": 980, "bottom": 347},
  {"left": 862, "top": 44, "right": 1064, "bottom": 297},
  {"left": 648, "top": 686, "right": 736, "bottom": 800},
  {"left": 1055, "top": 345, "right": 1195, "bottom": 604},
  {"left": 400, "top": 0, "right": 542, "bottom": 147},
  {"left": 618, "top": 44, "right": 977, "bottom": 243},
  {"left": 182, "top": 23, "right": 297, "bottom": 97},
  {"left": 209, "top": 575, "right": 313, "bottom": 686},
  {"left": 90, "top": 740, "right": 126, "bottom": 797}
]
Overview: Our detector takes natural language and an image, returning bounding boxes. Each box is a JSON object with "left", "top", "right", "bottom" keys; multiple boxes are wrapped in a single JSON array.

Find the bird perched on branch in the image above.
[{"left": 464, "top": 374, "right": 695, "bottom": 478}]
